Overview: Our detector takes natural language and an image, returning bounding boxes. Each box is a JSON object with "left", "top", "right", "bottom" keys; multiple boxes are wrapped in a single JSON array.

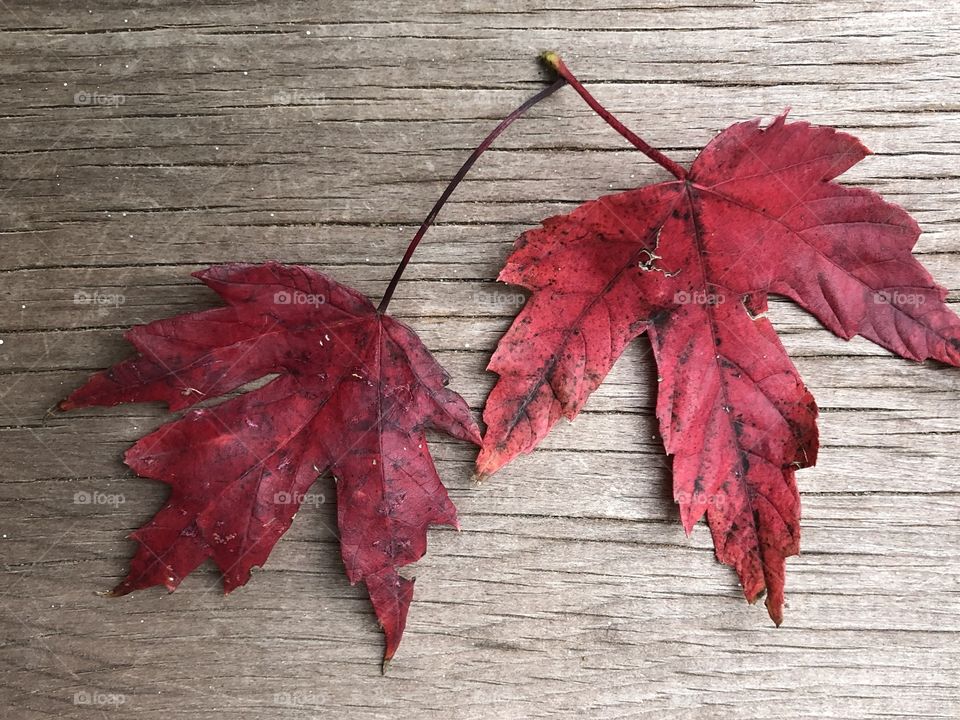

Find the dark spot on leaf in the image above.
[{"left": 649, "top": 308, "right": 671, "bottom": 327}]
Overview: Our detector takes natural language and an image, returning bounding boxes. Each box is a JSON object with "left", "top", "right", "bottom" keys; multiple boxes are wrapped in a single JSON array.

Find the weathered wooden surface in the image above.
[{"left": 1, "top": 1, "right": 959, "bottom": 718}]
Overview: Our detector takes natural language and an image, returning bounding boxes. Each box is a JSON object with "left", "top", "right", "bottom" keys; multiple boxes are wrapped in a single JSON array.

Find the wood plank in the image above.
[{"left": 1, "top": 1, "right": 958, "bottom": 718}]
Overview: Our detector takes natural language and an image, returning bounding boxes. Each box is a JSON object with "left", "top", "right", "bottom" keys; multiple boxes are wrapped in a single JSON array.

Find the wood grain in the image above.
[{"left": 1, "top": 1, "right": 958, "bottom": 718}]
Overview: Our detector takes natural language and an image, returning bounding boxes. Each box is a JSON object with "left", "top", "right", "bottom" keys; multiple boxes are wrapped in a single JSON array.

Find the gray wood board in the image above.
[{"left": 1, "top": 1, "right": 958, "bottom": 718}]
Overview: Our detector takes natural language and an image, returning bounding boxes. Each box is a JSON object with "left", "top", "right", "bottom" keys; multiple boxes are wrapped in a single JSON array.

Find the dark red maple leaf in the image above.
[
  {"left": 61, "top": 262, "right": 480, "bottom": 662},
  {"left": 59, "top": 75, "right": 569, "bottom": 665},
  {"left": 479, "top": 56, "right": 960, "bottom": 623}
]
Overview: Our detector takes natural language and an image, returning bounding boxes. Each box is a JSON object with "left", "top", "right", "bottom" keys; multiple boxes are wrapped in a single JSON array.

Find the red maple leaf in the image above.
[
  {"left": 57, "top": 76, "right": 567, "bottom": 667},
  {"left": 479, "top": 57, "right": 960, "bottom": 623},
  {"left": 61, "top": 262, "right": 480, "bottom": 663}
]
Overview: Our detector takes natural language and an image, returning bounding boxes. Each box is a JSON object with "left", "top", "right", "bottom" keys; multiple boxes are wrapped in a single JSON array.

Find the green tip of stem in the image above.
[{"left": 540, "top": 50, "right": 561, "bottom": 72}]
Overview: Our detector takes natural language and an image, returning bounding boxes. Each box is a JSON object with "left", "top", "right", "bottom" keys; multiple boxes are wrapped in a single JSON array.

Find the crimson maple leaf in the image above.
[
  {"left": 478, "top": 111, "right": 960, "bottom": 622},
  {"left": 61, "top": 262, "right": 480, "bottom": 662}
]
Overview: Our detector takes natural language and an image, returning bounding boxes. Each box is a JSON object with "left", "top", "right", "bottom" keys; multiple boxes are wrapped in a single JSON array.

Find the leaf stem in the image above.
[
  {"left": 377, "top": 76, "right": 568, "bottom": 314},
  {"left": 541, "top": 51, "right": 687, "bottom": 180}
]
